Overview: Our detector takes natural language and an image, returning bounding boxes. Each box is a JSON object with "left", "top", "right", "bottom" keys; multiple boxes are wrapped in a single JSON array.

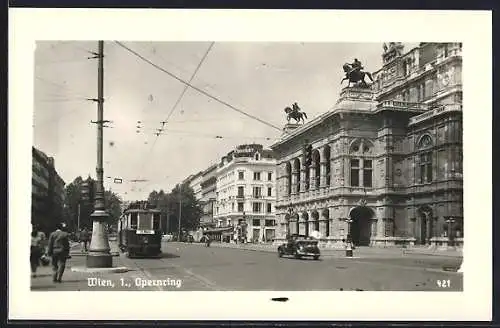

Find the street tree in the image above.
[
  {"left": 147, "top": 183, "right": 202, "bottom": 235},
  {"left": 64, "top": 176, "right": 123, "bottom": 232}
]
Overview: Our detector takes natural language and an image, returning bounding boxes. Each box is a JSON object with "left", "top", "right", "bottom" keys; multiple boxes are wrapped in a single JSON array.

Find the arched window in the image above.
[
  {"left": 323, "top": 145, "right": 331, "bottom": 187},
  {"left": 349, "top": 139, "right": 373, "bottom": 188},
  {"left": 312, "top": 149, "right": 321, "bottom": 189},
  {"left": 418, "top": 134, "right": 433, "bottom": 183},
  {"left": 286, "top": 162, "right": 292, "bottom": 195},
  {"left": 293, "top": 158, "right": 300, "bottom": 194}
]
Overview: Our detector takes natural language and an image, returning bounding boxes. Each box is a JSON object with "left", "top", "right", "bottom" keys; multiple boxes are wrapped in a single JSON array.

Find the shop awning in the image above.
[{"left": 204, "top": 227, "right": 233, "bottom": 234}]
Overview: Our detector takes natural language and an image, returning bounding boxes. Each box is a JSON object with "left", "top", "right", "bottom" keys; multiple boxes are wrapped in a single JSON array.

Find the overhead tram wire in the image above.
[
  {"left": 133, "top": 42, "right": 215, "bottom": 182},
  {"left": 145, "top": 42, "right": 215, "bottom": 155},
  {"left": 114, "top": 41, "right": 282, "bottom": 132}
]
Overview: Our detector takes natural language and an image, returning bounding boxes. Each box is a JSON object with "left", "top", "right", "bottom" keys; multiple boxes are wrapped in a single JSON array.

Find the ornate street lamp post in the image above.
[
  {"left": 346, "top": 218, "right": 353, "bottom": 241},
  {"left": 286, "top": 206, "right": 294, "bottom": 238},
  {"left": 445, "top": 217, "right": 456, "bottom": 247},
  {"left": 345, "top": 217, "right": 353, "bottom": 257},
  {"left": 86, "top": 40, "right": 112, "bottom": 268}
]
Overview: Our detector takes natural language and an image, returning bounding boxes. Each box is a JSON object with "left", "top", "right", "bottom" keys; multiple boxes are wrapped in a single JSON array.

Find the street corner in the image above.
[{"left": 70, "top": 266, "right": 131, "bottom": 274}]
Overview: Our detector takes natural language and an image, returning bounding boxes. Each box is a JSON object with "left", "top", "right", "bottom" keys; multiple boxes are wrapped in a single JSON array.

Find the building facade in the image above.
[
  {"left": 272, "top": 42, "right": 463, "bottom": 248},
  {"left": 32, "top": 147, "right": 66, "bottom": 233},
  {"left": 185, "top": 171, "right": 204, "bottom": 201},
  {"left": 199, "top": 164, "right": 218, "bottom": 228},
  {"left": 214, "top": 144, "right": 277, "bottom": 243}
]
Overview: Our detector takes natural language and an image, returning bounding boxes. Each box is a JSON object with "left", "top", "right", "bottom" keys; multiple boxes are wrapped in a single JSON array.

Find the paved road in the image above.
[
  {"left": 129, "top": 242, "right": 462, "bottom": 291},
  {"left": 31, "top": 242, "right": 462, "bottom": 291}
]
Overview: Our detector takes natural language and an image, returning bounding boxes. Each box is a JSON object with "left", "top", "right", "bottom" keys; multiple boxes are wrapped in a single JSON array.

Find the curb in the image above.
[
  {"left": 70, "top": 266, "right": 131, "bottom": 273},
  {"left": 184, "top": 242, "right": 462, "bottom": 258},
  {"left": 187, "top": 243, "right": 346, "bottom": 256},
  {"left": 70, "top": 252, "right": 120, "bottom": 257},
  {"left": 402, "top": 251, "right": 462, "bottom": 258}
]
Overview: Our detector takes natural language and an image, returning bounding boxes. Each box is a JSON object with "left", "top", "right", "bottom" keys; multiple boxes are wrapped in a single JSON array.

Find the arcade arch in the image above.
[
  {"left": 416, "top": 205, "right": 434, "bottom": 245},
  {"left": 348, "top": 206, "right": 375, "bottom": 246}
]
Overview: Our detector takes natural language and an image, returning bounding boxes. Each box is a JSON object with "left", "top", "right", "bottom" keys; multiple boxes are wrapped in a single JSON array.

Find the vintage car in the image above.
[{"left": 277, "top": 235, "right": 320, "bottom": 260}]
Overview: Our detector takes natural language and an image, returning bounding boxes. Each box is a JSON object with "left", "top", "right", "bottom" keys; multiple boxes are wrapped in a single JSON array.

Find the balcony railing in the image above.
[
  {"left": 409, "top": 104, "right": 462, "bottom": 125},
  {"left": 376, "top": 100, "right": 428, "bottom": 112},
  {"left": 275, "top": 180, "right": 462, "bottom": 207}
]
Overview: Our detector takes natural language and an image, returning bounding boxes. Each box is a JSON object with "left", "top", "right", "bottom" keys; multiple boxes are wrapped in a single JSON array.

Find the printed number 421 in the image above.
[{"left": 437, "top": 279, "right": 451, "bottom": 288}]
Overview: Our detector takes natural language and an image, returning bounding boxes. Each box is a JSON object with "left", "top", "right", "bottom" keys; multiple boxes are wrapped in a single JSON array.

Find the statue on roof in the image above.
[
  {"left": 284, "top": 102, "right": 308, "bottom": 124},
  {"left": 383, "top": 42, "right": 404, "bottom": 55},
  {"left": 341, "top": 58, "right": 374, "bottom": 88},
  {"left": 382, "top": 42, "right": 405, "bottom": 64}
]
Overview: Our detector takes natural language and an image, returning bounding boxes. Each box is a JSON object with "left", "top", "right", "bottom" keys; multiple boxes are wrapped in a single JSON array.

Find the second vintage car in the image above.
[{"left": 277, "top": 235, "right": 321, "bottom": 260}]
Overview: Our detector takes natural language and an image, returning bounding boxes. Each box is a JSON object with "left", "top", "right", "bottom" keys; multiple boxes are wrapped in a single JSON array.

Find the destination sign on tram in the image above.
[{"left": 136, "top": 230, "right": 155, "bottom": 235}]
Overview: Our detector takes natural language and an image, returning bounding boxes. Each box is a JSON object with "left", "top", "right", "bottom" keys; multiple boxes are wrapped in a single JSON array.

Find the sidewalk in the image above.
[
  {"left": 31, "top": 241, "right": 147, "bottom": 291},
  {"left": 181, "top": 241, "right": 462, "bottom": 258}
]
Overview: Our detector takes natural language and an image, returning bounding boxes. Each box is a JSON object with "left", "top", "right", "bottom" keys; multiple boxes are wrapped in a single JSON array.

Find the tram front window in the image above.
[
  {"left": 153, "top": 213, "right": 160, "bottom": 230},
  {"left": 130, "top": 213, "right": 138, "bottom": 229}
]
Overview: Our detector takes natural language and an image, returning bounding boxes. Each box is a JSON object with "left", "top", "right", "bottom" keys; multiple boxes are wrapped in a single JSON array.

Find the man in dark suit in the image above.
[{"left": 47, "top": 222, "right": 70, "bottom": 283}]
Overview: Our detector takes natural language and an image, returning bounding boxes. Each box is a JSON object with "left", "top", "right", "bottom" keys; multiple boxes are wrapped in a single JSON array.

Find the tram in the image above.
[{"left": 118, "top": 201, "right": 162, "bottom": 257}]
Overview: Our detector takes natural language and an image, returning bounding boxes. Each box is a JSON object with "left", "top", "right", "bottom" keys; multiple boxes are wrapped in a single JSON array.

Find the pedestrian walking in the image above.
[
  {"left": 80, "top": 227, "right": 90, "bottom": 252},
  {"left": 30, "top": 226, "right": 43, "bottom": 278},
  {"left": 36, "top": 226, "right": 47, "bottom": 252},
  {"left": 47, "top": 222, "right": 70, "bottom": 283}
]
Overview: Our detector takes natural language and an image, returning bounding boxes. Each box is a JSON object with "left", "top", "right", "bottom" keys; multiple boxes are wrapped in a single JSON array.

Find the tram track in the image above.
[{"left": 119, "top": 247, "right": 223, "bottom": 291}]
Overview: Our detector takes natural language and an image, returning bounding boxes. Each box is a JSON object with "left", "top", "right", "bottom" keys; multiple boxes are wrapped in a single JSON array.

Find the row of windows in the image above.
[
  {"left": 284, "top": 152, "right": 440, "bottom": 191},
  {"left": 127, "top": 213, "right": 161, "bottom": 230},
  {"left": 237, "top": 186, "right": 273, "bottom": 198},
  {"left": 401, "top": 81, "right": 434, "bottom": 103},
  {"left": 218, "top": 186, "right": 274, "bottom": 202},
  {"left": 253, "top": 219, "right": 276, "bottom": 226},
  {"left": 238, "top": 171, "right": 273, "bottom": 181},
  {"left": 216, "top": 202, "right": 273, "bottom": 214},
  {"left": 219, "top": 170, "right": 274, "bottom": 183}
]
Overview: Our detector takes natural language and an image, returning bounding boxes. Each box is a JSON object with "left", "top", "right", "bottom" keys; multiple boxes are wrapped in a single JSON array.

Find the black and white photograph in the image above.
[{"left": 9, "top": 9, "right": 491, "bottom": 321}]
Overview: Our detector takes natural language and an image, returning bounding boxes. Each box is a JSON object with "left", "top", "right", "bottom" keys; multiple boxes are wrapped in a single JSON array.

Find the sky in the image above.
[{"left": 33, "top": 41, "right": 418, "bottom": 201}]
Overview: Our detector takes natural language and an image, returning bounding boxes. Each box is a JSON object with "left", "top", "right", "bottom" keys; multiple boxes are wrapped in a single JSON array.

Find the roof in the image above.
[{"left": 271, "top": 87, "right": 376, "bottom": 149}]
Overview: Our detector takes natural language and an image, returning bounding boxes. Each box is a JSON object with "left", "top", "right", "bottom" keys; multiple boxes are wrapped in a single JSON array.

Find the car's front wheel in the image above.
[
  {"left": 313, "top": 255, "right": 320, "bottom": 260},
  {"left": 294, "top": 252, "right": 301, "bottom": 259}
]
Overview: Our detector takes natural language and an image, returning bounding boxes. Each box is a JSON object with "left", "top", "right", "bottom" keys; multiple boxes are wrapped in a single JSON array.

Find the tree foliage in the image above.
[
  {"left": 147, "top": 183, "right": 202, "bottom": 234},
  {"left": 63, "top": 176, "right": 122, "bottom": 231}
]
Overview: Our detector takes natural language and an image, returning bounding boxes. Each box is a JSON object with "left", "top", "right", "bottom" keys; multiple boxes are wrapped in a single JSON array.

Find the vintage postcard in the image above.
[{"left": 9, "top": 9, "right": 491, "bottom": 321}]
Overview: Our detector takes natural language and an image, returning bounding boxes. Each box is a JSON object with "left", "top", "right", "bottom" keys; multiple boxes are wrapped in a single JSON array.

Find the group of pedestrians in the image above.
[{"left": 30, "top": 223, "right": 73, "bottom": 283}]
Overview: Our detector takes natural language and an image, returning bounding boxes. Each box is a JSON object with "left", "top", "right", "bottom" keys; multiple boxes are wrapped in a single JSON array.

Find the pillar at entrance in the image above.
[
  {"left": 409, "top": 218, "right": 416, "bottom": 238},
  {"left": 309, "top": 220, "right": 316, "bottom": 234},
  {"left": 299, "top": 220, "right": 306, "bottom": 235},
  {"left": 319, "top": 220, "right": 327, "bottom": 237}
]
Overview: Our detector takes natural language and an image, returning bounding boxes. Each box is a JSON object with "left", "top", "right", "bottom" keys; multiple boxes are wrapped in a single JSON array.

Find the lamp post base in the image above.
[
  {"left": 86, "top": 253, "right": 113, "bottom": 268},
  {"left": 86, "top": 210, "right": 113, "bottom": 268}
]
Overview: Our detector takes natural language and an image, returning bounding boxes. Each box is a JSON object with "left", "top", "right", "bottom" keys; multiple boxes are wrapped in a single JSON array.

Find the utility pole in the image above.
[
  {"left": 77, "top": 202, "right": 81, "bottom": 231},
  {"left": 165, "top": 205, "right": 169, "bottom": 234},
  {"left": 178, "top": 185, "right": 182, "bottom": 241},
  {"left": 87, "top": 40, "right": 112, "bottom": 268}
]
